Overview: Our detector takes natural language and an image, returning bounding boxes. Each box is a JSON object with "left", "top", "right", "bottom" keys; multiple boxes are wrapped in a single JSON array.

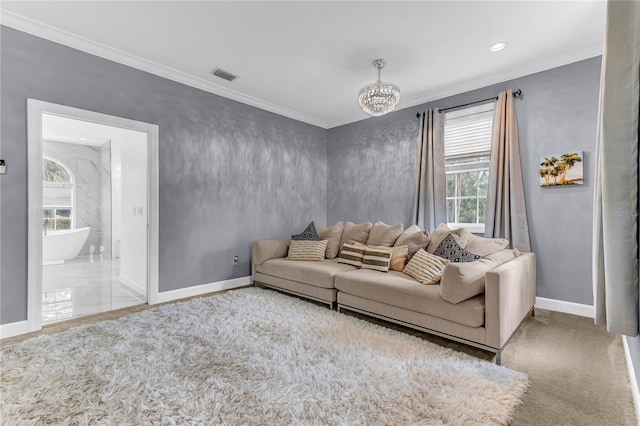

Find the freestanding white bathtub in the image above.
[{"left": 43, "top": 227, "right": 91, "bottom": 265}]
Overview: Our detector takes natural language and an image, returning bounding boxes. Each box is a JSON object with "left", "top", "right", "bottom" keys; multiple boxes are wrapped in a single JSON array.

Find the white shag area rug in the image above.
[{"left": 1, "top": 287, "right": 528, "bottom": 425}]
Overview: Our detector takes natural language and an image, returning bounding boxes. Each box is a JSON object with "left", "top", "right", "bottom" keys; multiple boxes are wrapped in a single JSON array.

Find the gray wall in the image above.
[
  {"left": 43, "top": 140, "right": 105, "bottom": 255},
  {"left": 0, "top": 26, "right": 327, "bottom": 324},
  {"left": 328, "top": 57, "right": 602, "bottom": 306}
]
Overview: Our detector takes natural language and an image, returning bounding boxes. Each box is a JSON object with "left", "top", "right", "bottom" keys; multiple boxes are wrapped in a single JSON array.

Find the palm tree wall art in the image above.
[{"left": 539, "top": 151, "right": 584, "bottom": 186}]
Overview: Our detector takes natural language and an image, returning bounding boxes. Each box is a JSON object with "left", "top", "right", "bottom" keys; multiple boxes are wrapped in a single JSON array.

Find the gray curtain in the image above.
[
  {"left": 485, "top": 89, "right": 531, "bottom": 252},
  {"left": 413, "top": 109, "right": 446, "bottom": 230},
  {"left": 593, "top": 0, "right": 640, "bottom": 336}
]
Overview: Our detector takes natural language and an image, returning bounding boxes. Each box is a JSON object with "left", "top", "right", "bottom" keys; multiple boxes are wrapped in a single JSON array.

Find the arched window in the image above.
[{"left": 43, "top": 157, "right": 74, "bottom": 231}]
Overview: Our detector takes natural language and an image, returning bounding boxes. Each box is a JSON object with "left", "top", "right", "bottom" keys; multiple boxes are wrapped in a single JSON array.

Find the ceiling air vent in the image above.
[{"left": 210, "top": 68, "right": 238, "bottom": 82}]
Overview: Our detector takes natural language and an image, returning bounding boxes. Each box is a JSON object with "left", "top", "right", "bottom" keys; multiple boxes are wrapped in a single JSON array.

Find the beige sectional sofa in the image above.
[{"left": 252, "top": 222, "right": 536, "bottom": 364}]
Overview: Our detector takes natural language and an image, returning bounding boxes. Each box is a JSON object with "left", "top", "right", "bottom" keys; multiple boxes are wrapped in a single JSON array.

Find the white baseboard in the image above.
[
  {"left": 535, "top": 297, "right": 594, "bottom": 318},
  {"left": 0, "top": 320, "right": 32, "bottom": 339},
  {"left": 623, "top": 337, "right": 640, "bottom": 426},
  {"left": 154, "top": 276, "right": 252, "bottom": 304}
]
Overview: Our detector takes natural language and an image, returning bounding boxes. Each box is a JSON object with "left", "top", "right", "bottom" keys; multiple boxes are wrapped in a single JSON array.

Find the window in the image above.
[
  {"left": 43, "top": 157, "right": 73, "bottom": 231},
  {"left": 444, "top": 102, "right": 494, "bottom": 233}
]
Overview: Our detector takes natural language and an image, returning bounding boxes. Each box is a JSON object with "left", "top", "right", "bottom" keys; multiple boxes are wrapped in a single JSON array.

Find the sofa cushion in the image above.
[
  {"left": 366, "top": 221, "right": 404, "bottom": 246},
  {"left": 319, "top": 221, "right": 344, "bottom": 259},
  {"left": 291, "top": 221, "right": 320, "bottom": 241},
  {"left": 427, "top": 223, "right": 470, "bottom": 253},
  {"left": 465, "top": 234, "right": 510, "bottom": 256},
  {"left": 433, "top": 234, "right": 482, "bottom": 263},
  {"left": 257, "top": 258, "right": 356, "bottom": 289},
  {"left": 403, "top": 249, "right": 449, "bottom": 284},
  {"left": 339, "top": 222, "right": 373, "bottom": 254},
  {"left": 361, "top": 246, "right": 392, "bottom": 272},
  {"left": 286, "top": 240, "right": 328, "bottom": 261},
  {"left": 395, "top": 230, "right": 430, "bottom": 260},
  {"left": 334, "top": 269, "right": 485, "bottom": 328},
  {"left": 338, "top": 243, "right": 366, "bottom": 267},
  {"left": 440, "top": 249, "right": 516, "bottom": 304}
]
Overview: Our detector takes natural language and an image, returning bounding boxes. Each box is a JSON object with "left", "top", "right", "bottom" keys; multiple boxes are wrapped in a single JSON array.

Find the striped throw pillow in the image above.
[
  {"left": 361, "top": 247, "right": 393, "bottom": 272},
  {"left": 351, "top": 241, "right": 408, "bottom": 272},
  {"left": 286, "top": 240, "right": 328, "bottom": 261},
  {"left": 338, "top": 243, "right": 366, "bottom": 267},
  {"left": 403, "top": 248, "right": 450, "bottom": 284}
]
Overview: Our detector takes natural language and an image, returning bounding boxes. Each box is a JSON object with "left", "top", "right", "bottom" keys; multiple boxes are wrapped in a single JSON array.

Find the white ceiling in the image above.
[{"left": 1, "top": 1, "right": 605, "bottom": 129}]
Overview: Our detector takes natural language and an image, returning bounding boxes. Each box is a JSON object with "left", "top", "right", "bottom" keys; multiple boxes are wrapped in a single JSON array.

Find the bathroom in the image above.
[{"left": 41, "top": 114, "right": 148, "bottom": 324}]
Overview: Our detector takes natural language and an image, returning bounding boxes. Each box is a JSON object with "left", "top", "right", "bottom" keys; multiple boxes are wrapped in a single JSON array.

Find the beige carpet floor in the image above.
[{"left": 2, "top": 288, "right": 637, "bottom": 425}]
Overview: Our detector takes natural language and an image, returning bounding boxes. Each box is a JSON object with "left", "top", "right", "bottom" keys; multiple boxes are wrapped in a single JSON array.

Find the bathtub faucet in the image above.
[{"left": 43, "top": 219, "right": 49, "bottom": 236}]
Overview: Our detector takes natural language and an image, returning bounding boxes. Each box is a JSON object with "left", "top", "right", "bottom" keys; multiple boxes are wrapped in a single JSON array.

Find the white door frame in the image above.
[{"left": 26, "top": 99, "right": 160, "bottom": 333}]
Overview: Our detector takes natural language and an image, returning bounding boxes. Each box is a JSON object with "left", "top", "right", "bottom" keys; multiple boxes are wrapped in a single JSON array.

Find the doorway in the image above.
[{"left": 27, "top": 100, "right": 159, "bottom": 331}]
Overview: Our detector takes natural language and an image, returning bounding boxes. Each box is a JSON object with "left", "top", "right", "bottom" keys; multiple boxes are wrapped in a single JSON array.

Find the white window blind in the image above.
[
  {"left": 444, "top": 102, "right": 494, "bottom": 159},
  {"left": 43, "top": 184, "right": 72, "bottom": 208}
]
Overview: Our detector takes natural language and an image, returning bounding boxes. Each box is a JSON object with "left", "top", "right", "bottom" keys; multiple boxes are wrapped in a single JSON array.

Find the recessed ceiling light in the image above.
[
  {"left": 490, "top": 42, "right": 508, "bottom": 52},
  {"left": 79, "top": 137, "right": 87, "bottom": 141}
]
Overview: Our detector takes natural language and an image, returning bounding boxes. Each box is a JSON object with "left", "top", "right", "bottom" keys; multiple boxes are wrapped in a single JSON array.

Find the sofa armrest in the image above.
[
  {"left": 252, "top": 240, "right": 290, "bottom": 278},
  {"left": 485, "top": 252, "right": 536, "bottom": 349}
]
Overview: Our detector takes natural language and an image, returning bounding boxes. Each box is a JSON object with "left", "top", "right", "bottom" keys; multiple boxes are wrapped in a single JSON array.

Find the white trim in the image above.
[
  {"left": 448, "top": 223, "right": 485, "bottom": 234},
  {"left": 1, "top": 11, "right": 327, "bottom": 129},
  {"left": 155, "top": 276, "right": 252, "bottom": 305},
  {"left": 27, "top": 103, "right": 44, "bottom": 335},
  {"left": 0, "top": 320, "right": 31, "bottom": 339},
  {"left": 27, "top": 100, "right": 160, "bottom": 331},
  {"left": 535, "top": 296, "right": 594, "bottom": 318},
  {"left": 623, "top": 337, "right": 640, "bottom": 426}
]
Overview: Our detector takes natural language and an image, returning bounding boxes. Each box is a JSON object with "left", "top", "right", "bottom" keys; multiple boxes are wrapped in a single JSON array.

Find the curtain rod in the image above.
[{"left": 415, "top": 89, "right": 522, "bottom": 118}]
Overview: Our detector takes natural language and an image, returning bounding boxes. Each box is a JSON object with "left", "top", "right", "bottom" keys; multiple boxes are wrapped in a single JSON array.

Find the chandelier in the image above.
[{"left": 358, "top": 59, "right": 401, "bottom": 117}]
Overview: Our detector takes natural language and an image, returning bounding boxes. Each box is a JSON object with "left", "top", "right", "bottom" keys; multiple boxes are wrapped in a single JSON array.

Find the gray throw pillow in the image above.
[
  {"left": 291, "top": 221, "right": 320, "bottom": 241},
  {"left": 434, "top": 234, "right": 482, "bottom": 263}
]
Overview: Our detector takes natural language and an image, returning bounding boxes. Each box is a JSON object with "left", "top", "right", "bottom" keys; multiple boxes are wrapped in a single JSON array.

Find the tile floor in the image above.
[{"left": 42, "top": 255, "right": 146, "bottom": 324}]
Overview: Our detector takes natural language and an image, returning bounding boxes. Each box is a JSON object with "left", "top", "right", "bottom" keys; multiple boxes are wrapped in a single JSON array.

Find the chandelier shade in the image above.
[{"left": 358, "top": 59, "right": 401, "bottom": 117}]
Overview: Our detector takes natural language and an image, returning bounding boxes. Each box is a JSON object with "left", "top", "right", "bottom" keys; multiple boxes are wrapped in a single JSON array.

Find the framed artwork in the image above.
[{"left": 539, "top": 151, "right": 584, "bottom": 186}]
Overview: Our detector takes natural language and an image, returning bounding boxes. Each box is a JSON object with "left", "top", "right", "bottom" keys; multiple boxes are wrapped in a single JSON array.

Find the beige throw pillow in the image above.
[
  {"left": 400, "top": 224, "right": 421, "bottom": 236},
  {"left": 426, "top": 223, "right": 470, "bottom": 253},
  {"left": 318, "top": 221, "right": 344, "bottom": 259},
  {"left": 339, "top": 222, "right": 373, "bottom": 255},
  {"left": 361, "top": 247, "right": 393, "bottom": 272},
  {"left": 403, "top": 248, "right": 450, "bottom": 284},
  {"left": 395, "top": 230, "right": 431, "bottom": 260},
  {"left": 465, "top": 234, "right": 510, "bottom": 256},
  {"left": 338, "top": 243, "right": 366, "bottom": 267},
  {"left": 286, "top": 240, "right": 328, "bottom": 261},
  {"left": 366, "top": 221, "right": 404, "bottom": 246}
]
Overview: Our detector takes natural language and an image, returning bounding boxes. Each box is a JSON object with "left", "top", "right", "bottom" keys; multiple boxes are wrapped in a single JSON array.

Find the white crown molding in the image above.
[
  {"left": 328, "top": 42, "right": 603, "bottom": 129},
  {"left": 1, "top": 9, "right": 603, "bottom": 130},
  {"left": 0, "top": 10, "right": 329, "bottom": 129}
]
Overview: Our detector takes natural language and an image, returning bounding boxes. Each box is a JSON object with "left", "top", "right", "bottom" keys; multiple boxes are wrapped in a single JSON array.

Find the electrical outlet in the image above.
[{"left": 233, "top": 255, "right": 239, "bottom": 265}]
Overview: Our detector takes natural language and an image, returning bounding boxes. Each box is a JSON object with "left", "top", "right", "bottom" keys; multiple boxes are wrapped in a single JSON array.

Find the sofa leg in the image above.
[
  {"left": 495, "top": 351, "right": 502, "bottom": 366},
  {"left": 530, "top": 307, "right": 536, "bottom": 318}
]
